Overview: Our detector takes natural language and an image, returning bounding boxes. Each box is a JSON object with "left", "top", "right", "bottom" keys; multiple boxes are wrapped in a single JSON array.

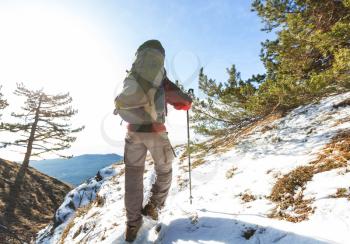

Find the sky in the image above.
[{"left": 0, "top": 0, "right": 272, "bottom": 161}]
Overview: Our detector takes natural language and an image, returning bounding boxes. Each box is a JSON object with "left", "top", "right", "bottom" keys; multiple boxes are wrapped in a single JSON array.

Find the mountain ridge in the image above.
[
  {"left": 30, "top": 153, "right": 122, "bottom": 186},
  {"left": 36, "top": 92, "right": 350, "bottom": 244},
  {"left": 0, "top": 158, "right": 72, "bottom": 243}
]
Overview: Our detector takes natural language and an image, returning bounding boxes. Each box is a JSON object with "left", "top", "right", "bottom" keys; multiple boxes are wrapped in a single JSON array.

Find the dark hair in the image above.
[{"left": 137, "top": 40, "right": 165, "bottom": 56}]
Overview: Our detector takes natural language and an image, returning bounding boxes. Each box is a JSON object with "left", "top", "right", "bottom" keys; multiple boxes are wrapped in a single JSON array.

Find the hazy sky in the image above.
[{"left": 0, "top": 0, "right": 271, "bottom": 161}]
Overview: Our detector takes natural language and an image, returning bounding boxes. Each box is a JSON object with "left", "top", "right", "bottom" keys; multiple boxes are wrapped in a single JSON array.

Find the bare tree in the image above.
[
  {"left": 2, "top": 83, "right": 84, "bottom": 219},
  {"left": 3, "top": 83, "right": 84, "bottom": 171}
]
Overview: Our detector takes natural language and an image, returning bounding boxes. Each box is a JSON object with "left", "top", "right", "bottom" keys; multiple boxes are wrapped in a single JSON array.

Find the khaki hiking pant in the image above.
[{"left": 124, "top": 131, "right": 175, "bottom": 227}]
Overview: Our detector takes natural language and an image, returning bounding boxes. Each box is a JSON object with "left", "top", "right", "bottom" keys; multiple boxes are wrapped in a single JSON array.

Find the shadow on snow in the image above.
[{"left": 154, "top": 217, "right": 331, "bottom": 244}]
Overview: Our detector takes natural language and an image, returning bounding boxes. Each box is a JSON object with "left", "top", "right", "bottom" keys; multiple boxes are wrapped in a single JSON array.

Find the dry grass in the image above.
[
  {"left": 270, "top": 166, "right": 314, "bottom": 203},
  {"left": 178, "top": 143, "right": 209, "bottom": 164},
  {"left": 95, "top": 194, "right": 105, "bottom": 207},
  {"left": 177, "top": 113, "right": 283, "bottom": 168},
  {"left": 59, "top": 219, "right": 75, "bottom": 244},
  {"left": 111, "top": 165, "right": 125, "bottom": 183},
  {"left": 331, "top": 188, "right": 350, "bottom": 199},
  {"left": 72, "top": 225, "right": 83, "bottom": 239},
  {"left": 271, "top": 136, "right": 282, "bottom": 143},
  {"left": 100, "top": 227, "right": 108, "bottom": 241},
  {"left": 240, "top": 192, "right": 257, "bottom": 203},
  {"left": 116, "top": 167, "right": 125, "bottom": 177},
  {"left": 192, "top": 158, "right": 206, "bottom": 169},
  {"left": 268, "top": 165, "right": 315, "bottom": 222},
  {"left": 269, "top": 129, "right": 350, "bottom": 222},
  {"left": 260, "top": 124, "right": 278, "bottom": 134},
  {"left": 225, "top": 166, "right": 238, "bottom": 179},
  {"left": 176, "top": 175, "right": 188, "bottom": 191},
  {"left": 75, "top": 202, "right": 94, "bottom": 219},
  {"left": 75, "top": 193, "right": 106, "bottom": 219},
  {"left": 59, "top": 194, "right": 104, "bottom": 243},
  {"left": 334, "top": 116, "right": 350, "bottom": 126},
  {"left": 310, "top": 130, "right": 350, "bottom": 173},
  {"left": 0, "top": 158, "right": 72, "bottom": 243},
  {"left": 254, "top": 112, "right": 283, "bottom": 132}
]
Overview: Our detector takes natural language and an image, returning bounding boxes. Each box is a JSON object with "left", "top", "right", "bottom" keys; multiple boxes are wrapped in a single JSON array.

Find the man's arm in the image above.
[{"left": 164, "top": 77, "right": 192, "bottom": 111}]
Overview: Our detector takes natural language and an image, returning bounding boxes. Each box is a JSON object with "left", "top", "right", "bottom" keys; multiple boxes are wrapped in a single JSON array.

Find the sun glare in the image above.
[{"left": 0, "top": 4, "right": 124, "bottom": 160}]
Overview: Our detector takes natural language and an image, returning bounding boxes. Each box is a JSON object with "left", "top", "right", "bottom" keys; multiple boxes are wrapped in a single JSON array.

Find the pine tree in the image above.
[
  {"left": 2, "top": 83, "right": 84, "bottom": 176},
  {"left": 2, "top": 83, "right": 84, "bottom": 219},
  {"left": 193, "top": 1, "right": 350, "bottom": 136},
  {"left": 0, "top": 86, "right": 9, "bottom": 148},
  {"left": 0, "top": 85, "right": 8, "bottom": 119},
  {"left": 251, "top": 0, "right": 350, "bottom": 111},
  {"left": 192, "top": 66, "right": 260, "bottom": 135}
]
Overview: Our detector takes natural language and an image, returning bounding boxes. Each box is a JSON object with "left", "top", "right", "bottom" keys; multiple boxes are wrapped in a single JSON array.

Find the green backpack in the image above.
[{"left": 114, "top": 47, "right": 167, "bottom": 124}]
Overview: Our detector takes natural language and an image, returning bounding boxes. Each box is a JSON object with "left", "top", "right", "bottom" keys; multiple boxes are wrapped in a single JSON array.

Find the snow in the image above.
[
  {"left": 36, "top": 92, "right": 350, "bottom": 244},
  {"left": 36, "top": 165, "right": 120, "bottom": 244}
]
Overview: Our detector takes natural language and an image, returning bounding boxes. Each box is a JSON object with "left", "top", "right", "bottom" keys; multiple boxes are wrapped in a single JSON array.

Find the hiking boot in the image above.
[
  {"left": 141, "top": 202, "right": 159, "bottom": 220},
  {"left": 125, "top": 222, "right": 142, "bottom": 242}
]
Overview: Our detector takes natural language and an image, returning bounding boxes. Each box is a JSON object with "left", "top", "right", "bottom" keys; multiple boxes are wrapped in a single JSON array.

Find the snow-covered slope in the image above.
[{"left": 37, "top": 92, "right": 350, "bottom": 244}]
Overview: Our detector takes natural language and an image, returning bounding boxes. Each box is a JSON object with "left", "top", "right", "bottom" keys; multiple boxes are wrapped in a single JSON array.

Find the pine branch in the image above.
[
  {"left": 0, "top": 85, "right": 9, "bottom": 117},
  {"left": 3, "top": 83, "right": 84, "bottom": 161}
]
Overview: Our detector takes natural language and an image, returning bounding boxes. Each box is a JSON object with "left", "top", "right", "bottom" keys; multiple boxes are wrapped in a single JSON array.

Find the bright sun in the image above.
[{"left": 0, "top": 4, "right": 125, "bottom": 160}]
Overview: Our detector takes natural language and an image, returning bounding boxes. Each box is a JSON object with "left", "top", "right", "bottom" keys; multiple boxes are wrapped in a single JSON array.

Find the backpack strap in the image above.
[
  {"left": 131, "top": 69, "right": 167, "bottom": 104},
  {"left": 131, "top": 70, "right": 153, "bottom": 106}
]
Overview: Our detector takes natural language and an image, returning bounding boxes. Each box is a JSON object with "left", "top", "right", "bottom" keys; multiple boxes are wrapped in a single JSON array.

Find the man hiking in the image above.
[{"left": 114, "top": 40, "right": 192, "bottom": 242}]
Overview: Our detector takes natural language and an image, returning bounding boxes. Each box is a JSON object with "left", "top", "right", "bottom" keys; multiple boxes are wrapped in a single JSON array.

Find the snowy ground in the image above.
[{"left": 36, "top": 92, "right": 350, "bottom": 244}]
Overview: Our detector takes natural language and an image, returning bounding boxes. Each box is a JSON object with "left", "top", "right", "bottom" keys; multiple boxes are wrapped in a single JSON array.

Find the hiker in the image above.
[{"left": 114, "top": 40, "right": 192, "bottom": 242}]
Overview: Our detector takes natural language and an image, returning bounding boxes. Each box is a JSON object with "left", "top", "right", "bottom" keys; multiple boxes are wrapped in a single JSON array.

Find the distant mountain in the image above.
[{"left": 30, "top": 154, "right": 122, "bottom": 186}]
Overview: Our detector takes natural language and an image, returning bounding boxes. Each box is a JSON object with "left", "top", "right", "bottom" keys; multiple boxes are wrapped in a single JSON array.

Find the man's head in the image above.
[{"left": 137, "top": 40, "right": 165, "bottom": 56}]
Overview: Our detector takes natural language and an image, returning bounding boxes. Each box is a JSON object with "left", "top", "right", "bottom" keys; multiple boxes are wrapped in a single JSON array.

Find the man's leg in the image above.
[
  {"left": 145, "top": 132, "right": 175, "bottom": 208},
  {"left": 124, "top": 132, "right": 147, "bottom": 227}
]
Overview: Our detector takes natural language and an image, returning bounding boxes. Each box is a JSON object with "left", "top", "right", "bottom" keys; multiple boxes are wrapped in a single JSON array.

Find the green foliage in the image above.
[
  {"left": 252, "top": 0, "right": 350, "bottom": 111},
  {"left": 345, "top": 0, "right": 350, "bottom": 8},
  {"left": 0, "top": 85, "right": 8, "bottom": 118},
  {"left": 192, "top": 66, "right": 261, "bottom": 135},
  {"left": 192, "top": 0, "right": 350, "bottom": 135},
  {"left": 1, "top": 83, "right": 84, "bottom": 161}
]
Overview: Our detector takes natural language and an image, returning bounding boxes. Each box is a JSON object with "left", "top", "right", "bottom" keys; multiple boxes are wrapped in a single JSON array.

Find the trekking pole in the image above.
[{"left": 187, "top": 88, "right": 194, "bottom": 204}]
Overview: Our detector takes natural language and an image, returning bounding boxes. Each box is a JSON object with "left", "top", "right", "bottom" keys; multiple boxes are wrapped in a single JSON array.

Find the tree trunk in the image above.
[
  {"left": 4, "top": 96, "right": 43, "bottom": 220},
  {"left": 19, "top": 95, "right": 42, "bottom": 172}
]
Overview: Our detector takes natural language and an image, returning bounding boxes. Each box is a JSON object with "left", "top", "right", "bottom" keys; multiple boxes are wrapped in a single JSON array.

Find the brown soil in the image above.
[{"left": 0, "top": 158, "right": 72, "bottom": 243}]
